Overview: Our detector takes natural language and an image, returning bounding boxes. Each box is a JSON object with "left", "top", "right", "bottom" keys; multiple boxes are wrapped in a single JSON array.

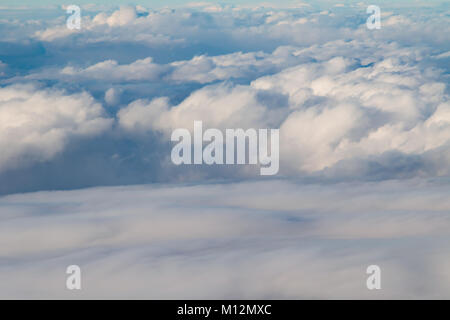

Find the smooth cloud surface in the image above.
[{"left": 1, "top": 179, "right": 450, "bottom": 299}]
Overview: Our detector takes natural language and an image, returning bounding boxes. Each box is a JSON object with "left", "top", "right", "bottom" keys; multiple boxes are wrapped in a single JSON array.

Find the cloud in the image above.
[
  {"left": 60, "top": 57, "right": 165, "bottom": 82},
  {"left": 93, "top": 6, "right": 137, "bottom": 27},
  {"left": 22, "top": 46, "right": 308, "bottom": 86},
  {"left": 0, "top": 3, "right": 448, "bottom": 191},
  {"left": 0, "top": 61, "right": 6, "bottom": 76},
  {"left": 104, "top": 87, "right": 121, "bottom": 106},
  {"left": 0, "top": 1, "right": 449, "bottom": 300},
  {"left": 167, "top": 47, "right": 305, "bottom": 84},
  {"left": 117, "top": 50, "right": 449, "bottom": 177},
  {"left": 1, "top": 179, "right": 449, "bottom": 298},
  {"left": 0, "top": 84, "right": 113, "bottom": 173}
]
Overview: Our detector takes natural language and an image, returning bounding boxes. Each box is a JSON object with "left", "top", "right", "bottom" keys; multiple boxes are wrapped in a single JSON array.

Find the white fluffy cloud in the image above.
[
  {"left": 0, "top": 84, "right": 113, "bottom": 172},
  {"left": 167, "top": 47, "right": 304, "bottom": 83},
  {"left": 24, "top": 46, "right": 307, "bottom": 85},
  {"left": 93, "top": 6, "right": 137, "bottom": 27},
  {"left": 104, "top": 87, "right": 121, "bottom": 106},
  {"left": 1, "top": 3, "right": 449, "bottom": 184},
  {"left": 31, "top": 3, "right": 449, "bottom": 52},
  {"left": 60, "top": 57, "right": 165, "bottom": 82},
  {"left": 117, "top": 48, "right": 449, "bottom": 176}
]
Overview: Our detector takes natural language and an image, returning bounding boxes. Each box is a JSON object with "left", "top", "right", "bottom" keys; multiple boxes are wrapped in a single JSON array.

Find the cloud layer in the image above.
[
  {"left": 0, "top": 1, "right": 449, "bottom": 299},
  {"left": 1, "top": 179, "right": 449, "bottom": 299},
  {"left": 0, "top": 4, "right": 448, "bottom": 194}
]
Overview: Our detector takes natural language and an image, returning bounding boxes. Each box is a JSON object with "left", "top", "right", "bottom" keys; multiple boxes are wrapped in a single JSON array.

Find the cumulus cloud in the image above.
[
  {"left": 1, "top": 179, "right": 449, "bottom": 299},
  {"left": 0, "top": 3, "right": 448, "bottom": 190},
  {"left": 33, "top": 6, "right": 184, "bottom": 44},
  {"left": 117, "top": 50, "right": 449, "bottom": 177},
  {"left": 93, "top": 6, "right": 137, "bottom": 27},
  {"left": 118, "top": 82, "right": 286, "bottom": 134},
  {"left": 104, "top": 87, "right": 122, "bottom": 106},
  {"left": 60, "top": 57, "right": 165, "bottom": 82},
  {"left": 167, "top": 47, "right": 305, "bottom": 83},
  {"left": 0, "top": 84, "right": 113, "bottom": 173},
  {"left": 23, "top": 46, "right": 308, "bottom": 86}
]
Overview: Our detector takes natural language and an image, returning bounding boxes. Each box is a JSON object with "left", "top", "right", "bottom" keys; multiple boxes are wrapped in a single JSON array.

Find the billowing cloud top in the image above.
[{"left": 0, "top": 3, "right": 448, "bottom": 193}]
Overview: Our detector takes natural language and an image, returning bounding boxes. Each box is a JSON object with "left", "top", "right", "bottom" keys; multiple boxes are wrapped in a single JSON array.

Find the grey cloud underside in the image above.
[{"left": 1, "top": 179, "right": 450, "bottom": 299}]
